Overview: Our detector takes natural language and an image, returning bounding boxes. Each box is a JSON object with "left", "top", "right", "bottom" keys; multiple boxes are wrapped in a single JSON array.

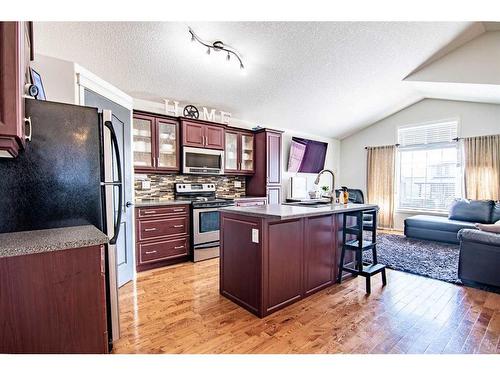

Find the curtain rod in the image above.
[{"left": 364, "top": 138, "right": 461, "bottom": 149}]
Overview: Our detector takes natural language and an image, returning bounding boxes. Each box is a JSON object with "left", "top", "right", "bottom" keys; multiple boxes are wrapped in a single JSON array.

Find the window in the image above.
[{"left": 397, "top": 121, "right": 461, "bottom": 212}]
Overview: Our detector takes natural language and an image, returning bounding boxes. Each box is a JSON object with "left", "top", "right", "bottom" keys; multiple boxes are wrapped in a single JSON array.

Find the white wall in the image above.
[
  {"left": 339, "top": 98, "right": 500, "bottom": 229},
  {"left": 133, "top": 98, "right": 340, "bottom": 200}
]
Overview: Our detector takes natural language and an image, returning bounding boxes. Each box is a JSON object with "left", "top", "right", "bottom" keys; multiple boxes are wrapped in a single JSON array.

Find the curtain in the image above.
[
  {"left": 366, "top": 145, "right": 396, "bottom": 229},
  {"left": 463, "top": 134, "right": 500, "bottom": 200}
]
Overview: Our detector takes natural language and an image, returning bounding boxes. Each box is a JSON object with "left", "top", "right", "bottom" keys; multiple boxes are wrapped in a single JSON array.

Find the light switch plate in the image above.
[
  {"left": 234, "top": 180, "right": 242, "bottom": 188},
  {"left": 252, "top": 228, "right": 259, "bottom": 243},
  {"left": 141, "top": 180, "right": 151, "bottom": 190}
]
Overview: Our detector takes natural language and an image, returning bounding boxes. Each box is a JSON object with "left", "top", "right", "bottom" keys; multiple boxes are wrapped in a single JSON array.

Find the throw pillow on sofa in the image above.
[{"left": 448, "top": 199, "right": 494, "bottom": 223}]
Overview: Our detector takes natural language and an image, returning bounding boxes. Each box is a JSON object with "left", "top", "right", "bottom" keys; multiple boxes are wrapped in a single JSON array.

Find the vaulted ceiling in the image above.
[{"left": 34, "top": 22, "right": 486, "bottom": 138}]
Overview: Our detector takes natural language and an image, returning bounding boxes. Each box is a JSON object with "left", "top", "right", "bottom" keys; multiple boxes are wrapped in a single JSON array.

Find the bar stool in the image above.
[{"left": 337, "top": 209, "right": 387, "bottom": 293}]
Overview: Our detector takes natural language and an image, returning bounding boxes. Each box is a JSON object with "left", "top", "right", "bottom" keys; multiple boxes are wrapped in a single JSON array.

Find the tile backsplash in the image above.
[{"left": 134, "top": 173, "right": 246, "bottom": 201}]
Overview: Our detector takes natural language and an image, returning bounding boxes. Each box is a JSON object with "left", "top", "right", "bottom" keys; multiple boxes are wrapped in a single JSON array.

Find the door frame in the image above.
[{"left": 77, "top": 72, "right": 136, "bottom": 285}]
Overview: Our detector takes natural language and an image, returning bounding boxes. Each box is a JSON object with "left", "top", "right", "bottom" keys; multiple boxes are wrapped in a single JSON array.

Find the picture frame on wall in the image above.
[{"left": 29, "top": 67, "right": 46, "bottom": 100}]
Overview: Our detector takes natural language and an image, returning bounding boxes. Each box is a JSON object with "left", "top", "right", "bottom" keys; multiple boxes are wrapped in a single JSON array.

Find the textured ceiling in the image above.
[{"left": 34, "top": 22, "right": 477, "bottom": 139}]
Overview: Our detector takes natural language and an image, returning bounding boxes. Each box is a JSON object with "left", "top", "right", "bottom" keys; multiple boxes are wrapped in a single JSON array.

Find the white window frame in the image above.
[{"left": 394, "top": 118, "right": 463, "bottom": 214}]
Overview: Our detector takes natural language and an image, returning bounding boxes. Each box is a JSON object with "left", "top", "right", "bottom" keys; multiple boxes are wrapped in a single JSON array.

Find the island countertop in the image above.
[
  {"left": 0, "top": 225, "right": 109, "bottom": 258},
  {"left": 219, "top": 202, "right": 378, "bottom": 220}
]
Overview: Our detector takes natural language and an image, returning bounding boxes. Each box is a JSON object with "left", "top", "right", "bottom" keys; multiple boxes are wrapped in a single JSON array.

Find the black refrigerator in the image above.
[{"left": 0, "top": 98, "right": 122, "bottom": 351}]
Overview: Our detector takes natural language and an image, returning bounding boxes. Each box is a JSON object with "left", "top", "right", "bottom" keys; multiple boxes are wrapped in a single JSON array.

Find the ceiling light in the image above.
[{"left": 188, "top": 26, "right": 246, "bottom": 71}]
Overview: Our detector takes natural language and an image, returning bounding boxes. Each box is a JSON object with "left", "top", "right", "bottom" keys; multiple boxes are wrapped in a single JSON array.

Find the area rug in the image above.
[{"left": 364, "top": 233, "right": 461, "bottom": 284}]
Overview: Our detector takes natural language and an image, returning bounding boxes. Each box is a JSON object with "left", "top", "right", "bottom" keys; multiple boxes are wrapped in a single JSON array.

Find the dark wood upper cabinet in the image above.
[
  {"left": 181, "top": 119, "right": 224, "bottom": 150},
  {"left": 225, "top": 128, "right": 254, "bottom": 175},
  {"left": 182, "top": 120, "right": 205, "bottom": 148},
  {"left": 0, "top": 22, "right": 33, "bottom": 158},
  {"left": 133, "top": 111, "right": 180, "bottom": 173},
  {"left": 205, "top": 124, "right": 224, "bottom": 149},
  {"left": 246, "top": 128, "right": 283, "bottom": 202},
  {"left": 267, "top": 131, "right": 282, "bottom": 185}
]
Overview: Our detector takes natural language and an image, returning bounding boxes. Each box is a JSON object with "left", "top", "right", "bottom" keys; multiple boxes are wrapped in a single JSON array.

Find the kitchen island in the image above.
[{"left": 219, "top": 203, "right": 378, "bottom": 317}]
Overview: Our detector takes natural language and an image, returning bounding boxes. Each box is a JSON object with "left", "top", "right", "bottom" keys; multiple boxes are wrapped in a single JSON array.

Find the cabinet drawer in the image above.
[
  {"left": 137, "top": 205, "right": 188, "bottom": 218},
  {"left": 138, "top": 238, "right": 189, "bottom": 264},
  {"left": 138, "top": 216, "right": 189, "bottom": 241}
]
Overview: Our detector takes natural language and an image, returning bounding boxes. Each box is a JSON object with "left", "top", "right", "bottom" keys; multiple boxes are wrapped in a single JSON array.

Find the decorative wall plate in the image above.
[{"left": 183, "top": 105, "right": 199, "bottom": 119}]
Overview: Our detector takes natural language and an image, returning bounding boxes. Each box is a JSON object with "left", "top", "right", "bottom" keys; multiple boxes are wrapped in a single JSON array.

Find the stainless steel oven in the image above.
[
  {"left": 175, "top": 183, "right": 234, "bottom": 262},
  {"left": 183, "top": 146, "right": 224, "bottom": 175},
  {"left": 193, "top": 206, "right": 221, "bottom": 245}
]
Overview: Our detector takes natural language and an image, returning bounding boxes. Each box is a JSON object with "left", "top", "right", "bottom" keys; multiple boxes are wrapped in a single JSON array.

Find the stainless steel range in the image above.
[{"left": 175, "top": 183, "right": 234, "bottom": 262}]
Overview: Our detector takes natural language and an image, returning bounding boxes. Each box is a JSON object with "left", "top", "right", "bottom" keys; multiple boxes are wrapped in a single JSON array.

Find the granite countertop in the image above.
[
  {"left": 0, "top": 225, "right": 109, "bottom": 259},
  {"left": 134, "top": 199, "right": 192, "bottom": 207},
  {"left": 219, "top": 203, "right": 379, "bottom": 220}
]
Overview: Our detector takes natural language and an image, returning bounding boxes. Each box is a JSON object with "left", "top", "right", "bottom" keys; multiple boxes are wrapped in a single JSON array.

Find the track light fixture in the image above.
[{"left": 188, "top": 27, "right": 245, "bottom": 71}]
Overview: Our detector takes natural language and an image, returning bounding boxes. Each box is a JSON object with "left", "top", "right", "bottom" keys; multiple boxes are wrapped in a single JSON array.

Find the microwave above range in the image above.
[{"left": 182, "top": 146, "right": 224, "bottom": 175}]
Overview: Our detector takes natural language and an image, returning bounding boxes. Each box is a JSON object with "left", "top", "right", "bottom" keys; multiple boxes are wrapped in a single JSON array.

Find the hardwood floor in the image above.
[{"left": 113, "top": 259, "right": 500, "bottom": 354}]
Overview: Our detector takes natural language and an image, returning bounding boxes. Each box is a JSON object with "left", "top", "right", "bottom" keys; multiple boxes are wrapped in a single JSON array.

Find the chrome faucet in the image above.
[{"left": 314, "top": 169, "right": 335, "bottom": 203}]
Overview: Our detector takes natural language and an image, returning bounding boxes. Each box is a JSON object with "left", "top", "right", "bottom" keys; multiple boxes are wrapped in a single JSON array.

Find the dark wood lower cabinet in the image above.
[
  {"left": 266, "top": 219, "right": 303, "bottom": 312},
  {"left": 220, "top": 212, "right": 340, "bottom": 317},
  {"left": 135, "top": 204, "right": 191, "bottom": 272},
  {"left": 0, "top": 245, "right": 108, "bottom": 353},
  {"left": 304, "top": 215, "right": 337, "bottom": 295}
]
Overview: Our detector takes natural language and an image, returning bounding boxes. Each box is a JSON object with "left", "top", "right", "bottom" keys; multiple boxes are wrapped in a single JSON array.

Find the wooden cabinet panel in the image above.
[
  {"left": 0, "top": 245, "right": 108, "bottom": 353},
  {"left": 266, "top": 219, "right": 303, "bottom": 312},
  {"left": 267, "top": 131, "right": 281, "bottom": 184},
  {"left": 138, "top": 216, "right": 188, "bottom": 241},
  {"left": 304, "top": 215, "right": 335, "bottom": 295},
  {"left": 220, "top": 215, "right": 261, "bottom": 314},
  {"left": 135, "top": 205, "right": 191, "bottom": 272},
  {"left": 137, "top": 205, "right": 188, "bottom": 218},
  {"left": 182, "top": 121, "right": 205, "bottom": 148},
  {"left": 267, "top": 186, "right": 281, "bottom": 204},
  {"left": 246, "top": 129, "right": 282, "bottom": 201},
  {"left": 138, "top": 237, "right": 189, "bottom": 263},
  {"left": 205, "top": 125, "right": 224, "bottom": 150},
  {"left": 0, "top": 22, "right": 31, "bottom": 158}
]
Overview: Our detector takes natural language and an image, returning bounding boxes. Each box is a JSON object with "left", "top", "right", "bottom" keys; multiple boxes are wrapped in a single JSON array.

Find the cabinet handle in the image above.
[
  {"left": 173, "top": 225, "right": 184, "bottom": 228},
  {"left": 173, "top": 209, "right": 184, "bottom": 212},
  {"left": 144, "top": 228, "right": 157, "bottom": 232},
  {"left": 144, "top": 210, "right": 156, "bottom": 214},
  {"left": 174, "top": 246, "right": 185, "bottom": 249},
  {"left": 145, "top": 250, "right": 157, "bottom": 254},
  {"left": 25, "top": 117, "right": 32, "bottom": 142}
]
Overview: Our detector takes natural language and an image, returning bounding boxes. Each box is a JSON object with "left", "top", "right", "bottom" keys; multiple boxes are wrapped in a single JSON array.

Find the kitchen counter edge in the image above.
[
  {"left": 0, "top": 225, "right": 109, "bottom": 259},
  {"left": 219, "top": 203, "right": 379, "bottom": 220}
]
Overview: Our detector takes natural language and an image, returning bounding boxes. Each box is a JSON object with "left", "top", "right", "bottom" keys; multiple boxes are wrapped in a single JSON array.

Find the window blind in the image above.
[{"left": 398, "top": 121, "right": 458, "bottom": 147}]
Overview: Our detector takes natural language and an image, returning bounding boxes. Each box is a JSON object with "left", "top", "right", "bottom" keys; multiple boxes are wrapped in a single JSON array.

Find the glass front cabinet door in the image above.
[
  {"left": 133, "top": 112, "right": 179, "bottom": 173},
  {"left": 240, "top": 133, "right": 254, "bottom": 172},
  {"left": 156, "top": 119, "right": 178, "bottom": 171},
  {"left": 224, "top": 130, "right": 254, "bottom": 175},
  {"left": 224, "top": 130, "right": 239, "bottom": 172},
  {"left": 133, "top": 114, "right": 155, "bottom": 170}
]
